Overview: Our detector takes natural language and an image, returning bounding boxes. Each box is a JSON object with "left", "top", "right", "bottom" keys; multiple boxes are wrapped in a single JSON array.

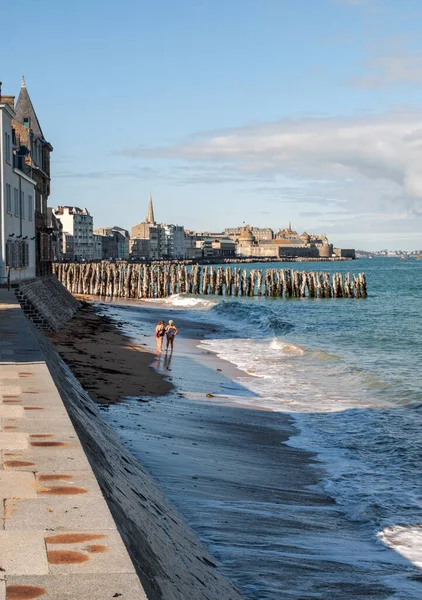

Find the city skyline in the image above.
[{"left": 2, "top": 0, "right": 422, "bottom": 250}]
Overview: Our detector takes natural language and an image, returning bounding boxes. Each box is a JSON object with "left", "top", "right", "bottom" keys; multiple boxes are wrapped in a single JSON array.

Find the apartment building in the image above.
[{"left": 1, "top": 90, "right": 37, "bottom": 283}]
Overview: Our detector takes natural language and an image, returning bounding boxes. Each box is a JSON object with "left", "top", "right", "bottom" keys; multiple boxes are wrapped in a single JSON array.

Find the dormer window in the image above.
[{"left": 23, "top": 117, "right": 30, "bottom": 128}]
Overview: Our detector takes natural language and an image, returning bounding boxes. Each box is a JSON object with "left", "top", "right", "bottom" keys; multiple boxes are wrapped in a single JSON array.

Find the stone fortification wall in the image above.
[
  {"left": 33, "top": 327, "right": 244, "bottom": 600},
  {"left": 15, "top": 275, "right": 80, "bottom": 331}
]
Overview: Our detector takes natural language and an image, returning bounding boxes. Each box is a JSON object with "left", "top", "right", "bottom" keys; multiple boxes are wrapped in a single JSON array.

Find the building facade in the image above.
[
  {"left": 161, "top": 224, "right": 185, "bottom": 259},
  {"left": 130, "top": 195, "right": 164, "bottom": 260},
  {"left": 130, "top": 237, "right": 150, "bottom": 260},
  {"left": 225, "top": 225, "right": 274, "bottom": 241},
  {"left": 111, "top": 226, "right": 130, "bottom": 259},
  {"left": 62, "top": 233, "right": 75, "bottom": 260},
  {"left": 94, "top": 227, "right": 130, "bottom": 260},
  {"left": 12, "top": 77, "right": 53, "bottom": 275},
  {"left": 1, "top": 92, "right": 37, "bottom": 284},
  {"left": 236, "top": 226, "right": 334, "bottom": 259},
  {"left": 46, "top": 207, "right": 63, "bottom": 261},
  {"left": 211, "top": 238, "right": 236, "bottom": 257},
  {"left": 54, "top": 206, "right": 94, "bottom": 260}
]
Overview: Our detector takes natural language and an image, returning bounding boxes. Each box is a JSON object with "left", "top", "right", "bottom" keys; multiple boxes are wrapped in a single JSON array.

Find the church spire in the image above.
[{"left": 146, "top": 193, "right": 155, "bottom": 224}]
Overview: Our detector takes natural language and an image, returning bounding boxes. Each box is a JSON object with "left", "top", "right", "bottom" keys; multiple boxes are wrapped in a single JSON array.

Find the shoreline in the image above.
[
  {"left": 87, "top": 297, "right": 409, "bottom": 599},
  {"left": 47, "top": 303, "right": 173, "bottom": 404},
  {"left": 46, "top": 297, "right": 406, "bottom": 598}
]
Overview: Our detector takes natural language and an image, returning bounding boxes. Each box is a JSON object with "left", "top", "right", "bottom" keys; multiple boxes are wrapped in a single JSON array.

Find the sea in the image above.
[{"left": 99, "top": 257, "right": 422, "bottom": 599}]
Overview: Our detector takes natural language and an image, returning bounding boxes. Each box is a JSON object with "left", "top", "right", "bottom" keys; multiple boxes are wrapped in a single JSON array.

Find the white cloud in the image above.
[
  {"left": 351, "top": 52, "right": 422, "bottom": 88},
  {"left": 126, "top": 111, "right": 422, "bottom": 247},
  {"left": 140, "top": 112, "right": 422, "bottom": 209}
]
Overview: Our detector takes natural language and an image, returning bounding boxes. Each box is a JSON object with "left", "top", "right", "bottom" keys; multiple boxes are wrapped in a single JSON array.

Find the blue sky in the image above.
[{"left": 3, "top": 0, "right": 422, "bottom": 249}]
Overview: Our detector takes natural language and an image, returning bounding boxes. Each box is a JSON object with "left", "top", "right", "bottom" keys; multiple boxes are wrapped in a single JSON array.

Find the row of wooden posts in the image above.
[{"left": 52, "top": 262, "right": 367, "bottom": 299}]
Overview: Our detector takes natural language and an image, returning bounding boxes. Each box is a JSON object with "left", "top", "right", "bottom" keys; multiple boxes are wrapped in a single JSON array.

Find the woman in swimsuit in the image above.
[
  {"left": 165, "top": 319, "right": 178, "bottom": 352},
  {"left": 154, "top": 320, "right": 166, "bottom": 353}
]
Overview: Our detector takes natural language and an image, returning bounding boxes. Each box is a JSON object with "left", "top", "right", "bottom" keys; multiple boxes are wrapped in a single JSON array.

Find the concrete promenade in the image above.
[{"left": 0, "top": 289, "right": 148, "bottom": 600}]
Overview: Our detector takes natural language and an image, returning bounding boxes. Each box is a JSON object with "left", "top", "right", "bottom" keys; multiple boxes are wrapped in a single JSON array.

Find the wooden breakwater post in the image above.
[{"left": 52, "top": 262, "right": 367, "bottom": 300}]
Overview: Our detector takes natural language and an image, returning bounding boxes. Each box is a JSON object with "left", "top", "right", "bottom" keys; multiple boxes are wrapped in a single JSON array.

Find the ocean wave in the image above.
[
  {"left": 210, "top": 300, "right": 294, "bottom": 336},
  {"left": 269, "top": 339, "right": 304, "bottom": 355},
  {"left": 378, "top": 525, "right": 422, "bottom": 569},
  {"left": 145, "top": 294, "right": 218, "bottom": 309}
]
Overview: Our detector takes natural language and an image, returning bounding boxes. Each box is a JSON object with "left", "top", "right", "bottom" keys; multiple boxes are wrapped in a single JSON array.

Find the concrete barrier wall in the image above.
[
  {"left": 15, "top": 276, "right": 80, "bottom": 331},
  {"left": 33, "top": 326, "right": 244, "bottom": 600}
]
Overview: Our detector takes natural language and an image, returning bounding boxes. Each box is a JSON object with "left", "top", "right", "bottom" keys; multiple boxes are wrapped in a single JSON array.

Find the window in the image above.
[
  {"left": 20, "top": 191, "right": 25, "bottom": 218},
  {"left": 4, "top": 132, "right": 11, "bottom": 163},
  {"left": 6, "top": 184, "right": 12, "bottom": 213},
  {"left": 14, "top": 188, "right": 19, "bottom": 217},
  {"left": 6, "top": 240, "right": 29, "bottom": 268},
  {"left": 23, "top": 117, "right": 30, "bottom": 128},
  {"left": 28, "top": 195, "right": 33, "bottom": 221}
]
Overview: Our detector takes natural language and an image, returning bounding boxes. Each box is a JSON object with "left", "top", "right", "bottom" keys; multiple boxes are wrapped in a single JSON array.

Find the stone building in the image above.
[
  {"left": 236, "top": 226, "right": 334, "bottom": 259},
  {"left": 111, "top": 226, "right": 130, "bottom": 259},
  {"left": 12, "top": 77, "right": 53, "bottom": 275},
  {"left": 334, "top": 248, "right": 356, "bottom": 259},
  {"left": 184, "top": 231, "right": 236, "bottom": 258},
  {"left": 93, "top": 234, "right": 103, "bottom": 260},
  {"left": 1, "top": 88, "right": 37, "bottom": 283},
  {"left": 94, "top": 226, "right": 130, "bottom": 260},
  {"left": 184, "top": 232, "right": 203, "bottom": 260},
  {"left": 131, "top": 194, "right": 163, "bottom": 260},
  {"left": 211, "top": 238, "right": 236, "bottom": 257},
  {"left": 46, "top": 207, "right": 63, "bottom": 261},
  {"left": 130, "top": 237, "right": 150, "bottom": 260},
  {"left": 62, "top": 233, "right": 75, "bottom": 260},
  {"left": 225, "top": 225, "right": 274, "bottom": 241},
  {"left": 54, "top": 206, "right": 94, "bottom": 260},
  {"left": 130, "top": 195, "right": 185, "bottom": 260}
]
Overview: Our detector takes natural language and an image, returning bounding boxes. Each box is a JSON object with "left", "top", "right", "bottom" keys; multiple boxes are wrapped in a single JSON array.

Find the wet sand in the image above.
[{"left": 47, "top": 303, "right": 173, "bottom": 404}]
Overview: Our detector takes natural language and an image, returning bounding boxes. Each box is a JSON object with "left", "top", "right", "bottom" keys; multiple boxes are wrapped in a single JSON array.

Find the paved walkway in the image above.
[{"left": 0, "top": 290, "right": 148, "bottom": 600}]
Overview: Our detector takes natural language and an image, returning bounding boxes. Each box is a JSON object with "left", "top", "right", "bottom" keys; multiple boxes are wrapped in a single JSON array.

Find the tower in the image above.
[{"left": 146, "top": 193, "right": 155, "bottom": 224}]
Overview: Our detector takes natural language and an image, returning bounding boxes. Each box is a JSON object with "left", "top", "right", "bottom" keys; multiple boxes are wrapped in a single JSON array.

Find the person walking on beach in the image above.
[
  {"left": 154, "top": 320, "right": 166, "bottom": 353},
  {"left": 165, "top": 320, "right": 178, "bottom": 352}
]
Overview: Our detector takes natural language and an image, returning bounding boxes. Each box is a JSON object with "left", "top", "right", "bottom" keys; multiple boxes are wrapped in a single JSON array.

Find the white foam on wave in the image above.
[
  {"left": 269, "top": 338, "right": 304, "bottom": 355},
  {"left": 145, "top": 294, "right": 218, "bottom": 309},
  {"left": 200, "top": 337, "right": 379, "bottom": 413},
  {"left": 378, "top": 525, "right": 422, "bottom": 570}
]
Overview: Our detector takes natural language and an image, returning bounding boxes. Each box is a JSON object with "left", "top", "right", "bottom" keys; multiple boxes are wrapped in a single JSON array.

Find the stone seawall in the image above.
[
  {"left": 33, "top": 325, "right": 243, "bottom": 600},
  {"left": 15, "top": 276, "right": 80, "bottom": 331}
]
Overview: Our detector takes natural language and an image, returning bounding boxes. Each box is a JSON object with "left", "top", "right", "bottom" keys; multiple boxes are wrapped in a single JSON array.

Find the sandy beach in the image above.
[{"left": 47, "top": 302, "right": 173, "bottom": 404}]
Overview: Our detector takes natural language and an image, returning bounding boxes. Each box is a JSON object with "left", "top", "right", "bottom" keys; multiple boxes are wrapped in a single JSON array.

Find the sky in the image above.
[{"left": 2, "top": 0, "right": 422, "bottom": 250}]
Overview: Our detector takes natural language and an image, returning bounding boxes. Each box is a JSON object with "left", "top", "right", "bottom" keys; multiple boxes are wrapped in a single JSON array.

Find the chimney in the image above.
[
  {"left": 2, "top": 95, "right": 15, "bottom": 110},
  {"left": 0, "top": 84, "right": 15, "bottom": 109}
]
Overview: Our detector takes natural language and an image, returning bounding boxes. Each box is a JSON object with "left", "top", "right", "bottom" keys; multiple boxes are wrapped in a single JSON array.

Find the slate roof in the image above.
[{"left": 14, "top": 76, "right": 45, "bottom": 140}]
